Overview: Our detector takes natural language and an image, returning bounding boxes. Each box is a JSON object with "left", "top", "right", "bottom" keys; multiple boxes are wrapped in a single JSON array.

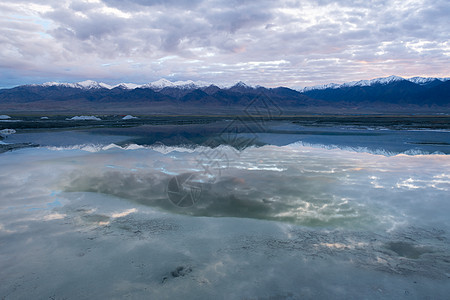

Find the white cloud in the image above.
[{"left": 0, "top": 0, "right": 449, "bottom": 88}]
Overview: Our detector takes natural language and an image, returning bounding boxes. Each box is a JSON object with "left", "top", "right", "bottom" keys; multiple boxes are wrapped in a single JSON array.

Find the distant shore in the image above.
[{"left": 1, "top": 114, "right": 450, "bottom": 131}]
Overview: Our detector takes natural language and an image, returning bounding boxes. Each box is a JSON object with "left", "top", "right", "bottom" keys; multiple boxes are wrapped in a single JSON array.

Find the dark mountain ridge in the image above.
[{"left": 0, "top": 77, "right": 448, "bottom": 114}]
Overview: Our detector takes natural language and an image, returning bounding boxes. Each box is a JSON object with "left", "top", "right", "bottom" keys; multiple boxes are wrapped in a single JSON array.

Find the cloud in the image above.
[
  {"left": 102, "top": 0, "right": 203, "bottom": 10},
  {"left": 0, "top": 0, "right": 448, "bottom": 88}
]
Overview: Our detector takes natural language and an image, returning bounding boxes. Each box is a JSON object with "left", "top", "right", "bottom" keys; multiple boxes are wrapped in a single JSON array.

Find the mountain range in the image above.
[
  {"left": 0, "top": 76, "right": 449, "bottom": 114},
  {"left": 34, "top": 79, "right": 214, "bottom": 91},
  {"left": 298, "top": 75, "right": 450, "bottom": 92}
]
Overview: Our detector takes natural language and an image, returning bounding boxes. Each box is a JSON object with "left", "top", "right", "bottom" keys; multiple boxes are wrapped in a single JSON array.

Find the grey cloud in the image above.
[
  {"left": 421, "top": 1, "right": 450, "bottom": 20},
  {"left": 208, "top": 9, "right": 272, "bottom": 33},
  {"left": 313, "top": 0, "right": 387, "bottom": 8},
  {"left": 0, "top": 0, "right": 449, "bottom": 88},
  {"left": 0, "top": 20, "right": 42, "bottom": 33},
  {"left": 340, "top": 29, "right": 372, "bottom": 41},
  {"left": 45, "top": 9, "right": 126, "bottom": 41},
  {"left": 44, "top": 0, "right": 275, "bottom": 56},
  {"left": 101, "top": 0, "right": 204, "bottom": 11},
  {"left": 70, "top": 1, "right": 102, "bottom": 12}
]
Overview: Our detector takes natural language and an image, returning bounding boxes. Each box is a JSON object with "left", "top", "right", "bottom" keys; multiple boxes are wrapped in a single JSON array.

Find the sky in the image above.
[{"left": 0, "top": 0, "right": 449, "bottom": 89}]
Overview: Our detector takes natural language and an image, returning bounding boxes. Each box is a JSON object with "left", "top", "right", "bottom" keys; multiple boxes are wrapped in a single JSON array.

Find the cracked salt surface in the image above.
[{"left": 0, "top": 144, "right": 449, "bottom": 299}]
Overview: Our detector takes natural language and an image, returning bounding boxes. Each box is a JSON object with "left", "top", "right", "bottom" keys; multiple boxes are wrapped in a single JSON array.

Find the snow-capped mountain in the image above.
[
  {"left": 140, "top": 79, "right": 172, "bottom": 89},
  {"left": 407, "top": 77, "right": 449, "bottom": 85},
  {"left": 112, "top": 83, "right": 141, "bottom": 89},
  {"left": 35, "top": 79, "right": 213, "bottom": 91},
  {"left": 26, "top": 76, "right": 450, "bottom": 93},
  {"left": 141, "top": 79, "right": 211, "bottom": 90},
  {"left": 299, "top": 75, "right": 450, "bottom": 92},
  {"left": 232, "top": 81, "right": 253, "bottom": 88},
  {"left": 2, "top": 75, "right": 449, "bottom": 113},
  {"left": 77, "top": 80, "right": 112, "bottom": 89},
  {"left": 39, "top": 80, "right": 113, "bottom": 89}
]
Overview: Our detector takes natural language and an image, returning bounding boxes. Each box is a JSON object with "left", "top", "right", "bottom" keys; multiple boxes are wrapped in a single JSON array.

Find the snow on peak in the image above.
[
  {"left": 173, "top": 80, "right": 211, "bottom": 89},
  {"left": 300, "top": 83, "right": 340, "bottom": 92},
  {"left": 28, "top": 76, "right": 449, "bottom": 93},
  {"left": 113, "top": 83, "right": 142, "bottom": 89},
  {"left": 76, "top": 80, "right": 111, "bottom": 89},
  {"left": 142, "top": 79, "right": 211, "bottom": 90},
  {"left": 33, "top": 79, "right": 215, "bottom": 91},
  {"left": 341, "top": 80, "right": 371, "bottom": 88},
  {"left": 40, "top": 82, "right": 77, "bottom": 88},
  {"left": 406, "top": 76, "right": 449, "bottom": 84},
  {"left": 407, "top": 77, "right": 436, "bottom": 84},
  {"left": 372, "top": 75, "right": 404, "bottom": 85},
  {"left": 299, "top": 75, "right": 412, "bottom": 92},
  {"left": 39, "top": 80, "right": 111, "bottom": 89},
  {"left": 143, "top": 78, "right": 174, "bottom": 89},
  {"left": 230, "top": 81, "right": 253, "bottom": 89}
]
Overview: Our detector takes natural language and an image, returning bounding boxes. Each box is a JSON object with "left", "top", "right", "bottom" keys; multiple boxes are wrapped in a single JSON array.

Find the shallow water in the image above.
[{"left": 1, "top": 121, "right": 450, "bottom": 299}]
